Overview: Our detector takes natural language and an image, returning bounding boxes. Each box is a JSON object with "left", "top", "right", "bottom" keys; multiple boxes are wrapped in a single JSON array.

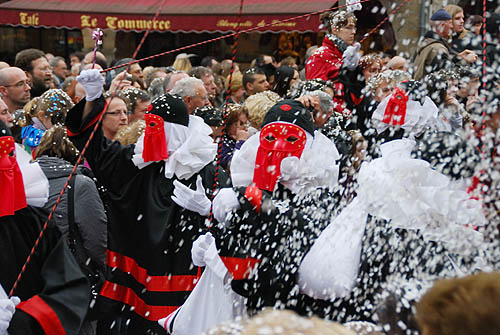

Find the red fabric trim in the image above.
[
  {"left": 350, "top": 92, "right": 363, "bottom": 106},
  {"left": 17, "top": 295, "right": 65, "bottom": 335},
  {"left": 106, "top": 250, "right": 199, "bottom": 292},
  {"left": 220, "top": 256, "right": 260, "bottom": 280},
  {"left": 100, "top": 282, "right": 177, "bottom": 321},
  {"left": 244, "top": 185, "right": 262, "bottom": 213},
  {"left": 382, "top": 88, "right": 408, "bottom": 126},
  {"left": 66, "top": 101, "right": 108, "bottom": 137},
  {"left": 467, "top": 175, "right": 481, "bottom": 194}
]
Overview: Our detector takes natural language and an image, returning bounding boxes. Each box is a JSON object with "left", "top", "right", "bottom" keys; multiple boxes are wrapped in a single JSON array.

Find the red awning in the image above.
[{"left": 0, "top": 0, "right": 337, "bottom": 33}]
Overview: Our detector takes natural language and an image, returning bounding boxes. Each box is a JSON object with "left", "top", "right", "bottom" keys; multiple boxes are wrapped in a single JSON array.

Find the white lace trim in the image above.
[
  {"left": 132, "top": 115, "right": 217, "bottom": 180},
  {"left": 356, "top": 139, "right": 485, "bottom": 250},
  {"left": 371, "top": 96, "right": 443, "bottom": 137},
  {"left": 230, "top": 126, "right": 340, "bottom": 193}
]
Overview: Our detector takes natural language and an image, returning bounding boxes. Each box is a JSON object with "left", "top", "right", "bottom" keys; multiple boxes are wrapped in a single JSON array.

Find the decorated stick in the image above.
[{"left": 91, "top": 28, "right": 103, "bottom": 69}]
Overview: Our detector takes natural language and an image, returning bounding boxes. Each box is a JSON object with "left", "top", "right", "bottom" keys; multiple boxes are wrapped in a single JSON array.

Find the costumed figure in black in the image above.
[
  {"left": 208, "top": 99, "right": 341, "bottom": 315},
  {"left": 65, "top": 69, "right": 230, "bottom": 334},
  {"left": 0, "top": 119, "right": 90, "bottom": 335}
]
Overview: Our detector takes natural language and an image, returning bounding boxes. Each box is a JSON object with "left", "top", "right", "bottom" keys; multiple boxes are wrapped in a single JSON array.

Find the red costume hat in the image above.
[{"left": 0, "top": 121, "right": 27, "bottom": 217}]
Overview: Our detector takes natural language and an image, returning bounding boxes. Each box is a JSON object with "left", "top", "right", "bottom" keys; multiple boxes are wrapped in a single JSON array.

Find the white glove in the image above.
[
  {"left": 172, "top": 176, "right": 211, "bottom": 217},
  {"left": 0, "top": 297, "right": 20, "bottom": 335},
  {"left": 191, "top": 233, "right": 214, "bottom": 267},
  {"left": 76, "top": 69, "right": 105, "bottom": 101},
  {"left": 191, "top": 233, "right": 229, "bottom": 280},
  {"left": 212, "top": 188, "right": 240, "bottom": 224},
  {"left": 346, "top": 0, "right": 362, "bottom": 12},
  {"left": 342, "top": 42, "right": 361, "bottom": 71}
]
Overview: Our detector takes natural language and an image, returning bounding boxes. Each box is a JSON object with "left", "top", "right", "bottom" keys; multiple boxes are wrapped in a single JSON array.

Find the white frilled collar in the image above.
[
  {"left": 231, "top": 125, "right": 340, "bottom": 194},
  {"left": 371, "top": 95, "right": 442, "bottom": 138},
  {"left": 357, "top": 139, "right": 485, "bottom": 251},
  {"left": 132, "top": 115, "right": 217, "bottom": 180}
]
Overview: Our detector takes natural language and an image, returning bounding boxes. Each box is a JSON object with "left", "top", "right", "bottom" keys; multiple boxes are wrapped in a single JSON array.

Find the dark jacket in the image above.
[
  {"left": 220, "top": 135, "right": 245, "bottom": 171},
  {"left": 450, "top": 29, "right": 479, "bottom": 54},
  {"left": 218, "top": 184, "right": 456, "bottom": 324},
  {"left": 413, "top": 31, "right": 458, "bottom": 81}
]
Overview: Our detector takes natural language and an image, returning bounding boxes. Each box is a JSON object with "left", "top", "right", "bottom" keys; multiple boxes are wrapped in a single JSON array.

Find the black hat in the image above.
[
  {"left": 431, "top": 9, "right": 452, "bottom": 21},
  {"left": 400, "top": 80, "right": 427, "bottom": 106},
  {"left": 262, "top": 99, "right": 316, "bottom": 135},
  {"left": 147, "top": 94, "right": 189, "bottom": 127},
  {"left": 193, "top": 105, "right": 224, "bottom": 127}
]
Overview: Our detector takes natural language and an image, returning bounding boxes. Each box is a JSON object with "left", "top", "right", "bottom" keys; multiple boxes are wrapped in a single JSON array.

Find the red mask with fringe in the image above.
[
  {"left": 253, "top": 122, "right": 307, "bottom": 192},
  {"left": 382, "top": 87, "right": 408, "bottom": 126},
  {"left": 142, "top": 113, "right": 168, "bottom": 162}
]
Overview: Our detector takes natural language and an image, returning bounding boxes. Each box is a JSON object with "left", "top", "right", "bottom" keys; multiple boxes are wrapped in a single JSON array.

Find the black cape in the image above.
[{"left": 0, "top": 207, "right": 89, "bottom": 335}]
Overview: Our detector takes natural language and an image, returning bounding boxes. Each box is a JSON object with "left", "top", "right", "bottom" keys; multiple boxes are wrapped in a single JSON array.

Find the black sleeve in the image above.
[
  {"left": 8, "top": 310, "right": 43, "bottom": 335},
  {"left": 66, "top": 96, "right": 140, "bottom": 194},
  {"left": 338, "top": 67, "right": 365, "bottom": 111},
  {"left": 10, "top": 230, "right": 89, "bottom": 335}
]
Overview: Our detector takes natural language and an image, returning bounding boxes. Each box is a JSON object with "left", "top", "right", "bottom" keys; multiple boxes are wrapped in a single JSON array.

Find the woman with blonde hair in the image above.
[
  {"left": 226, "top": 71, "right": 245, "bottom": 104},
  {"left": 206, "top": 309, "right": 356, "bottom": 335},
  {"left": 241, "top": 90, "right": 281, "bottom": 135},
  {"left": 113, "top": 119, "right": 146, "bottom": 146},
  {"left": 35, "top": 125, "right": 107, "bottom": 334},
  {"left": 444, "top": 4, "right": 476, "bottom": 53},
  {"left": 172, "top": 53, "right": 193, "bottom": 73}
]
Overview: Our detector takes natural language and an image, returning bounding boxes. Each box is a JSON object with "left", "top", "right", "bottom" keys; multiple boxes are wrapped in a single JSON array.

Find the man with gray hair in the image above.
[
  {"left": 300, "top": 90, "right": 335, "bottom": 128},
  {"left": 50, "top": 56, "right": 68, "bottom": 88},
  {"left": 189, "top": 66, "right": 218, "bottom": 106},
  {"left": 299, "top": 45, "right": 318, "bottom": 81},
  {"left": 163, "top": 71, "right": 189, "bottom": 93},
  {"left": 0, "top": 96, "right": 14, "bottom": 128},
  {"left": 170, "top": 76, "right": 210, "bottom": 114}
]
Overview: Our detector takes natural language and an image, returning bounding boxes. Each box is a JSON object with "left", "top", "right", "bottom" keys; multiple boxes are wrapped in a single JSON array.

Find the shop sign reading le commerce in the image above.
[{"left": 1, "top": 9, "right": 313, "bottom": 33}]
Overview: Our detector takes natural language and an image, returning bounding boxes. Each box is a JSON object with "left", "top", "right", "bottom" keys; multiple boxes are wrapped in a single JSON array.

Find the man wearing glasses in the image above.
[
  {"left": 14, "top": 48, "right": 53, "bottom": 98},
  {"left": 0, "top": 67, "right": 31, "bottom": 116}
]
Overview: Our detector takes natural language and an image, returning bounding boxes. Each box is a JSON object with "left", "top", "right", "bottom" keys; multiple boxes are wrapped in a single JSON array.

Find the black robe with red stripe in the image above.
[
  {"left": 0, "top": 207, "right": 89, "bottom": 335},
  {"left": 66, "top": 97, "right": 230, "bottom": 334}
]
